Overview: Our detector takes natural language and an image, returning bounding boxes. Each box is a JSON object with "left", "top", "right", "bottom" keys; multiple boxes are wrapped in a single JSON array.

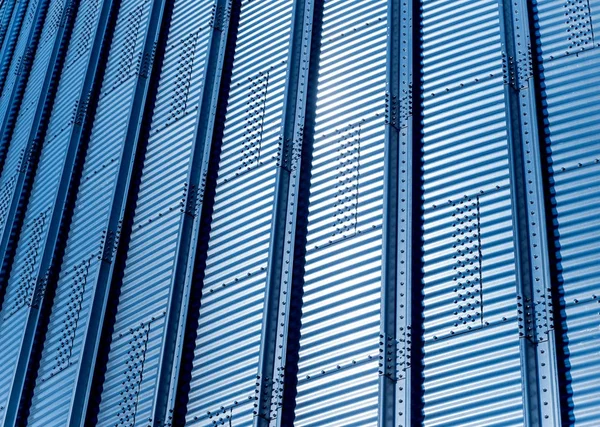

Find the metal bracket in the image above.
[
  {"left": 181, "top": 183, "right": 199, "bottom": 218},
  {"left": 100, "top": 226, "right": 120, "bottom": 263}
]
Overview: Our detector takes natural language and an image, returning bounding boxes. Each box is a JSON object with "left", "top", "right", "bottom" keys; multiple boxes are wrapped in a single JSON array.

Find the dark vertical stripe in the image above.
[{"left": 410, "top": 0, "right": 424, "bottom": 423}]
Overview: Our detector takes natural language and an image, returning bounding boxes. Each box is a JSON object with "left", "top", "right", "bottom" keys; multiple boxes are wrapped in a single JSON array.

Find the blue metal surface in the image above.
[
  {"left": 94, "top": 0, "right": 229, "bottom": 425},
  {"left": 534, "top": 0, "right": 600, "bottom": 425},
  {"left": 0, "top": 0, "right": 114, "bottom": 422},
  {"left": 293, "top": 1, "right": 387, "bottom": 425},
  {"left": 419, "top": 1, "right": 524, "bottom": 425},
  {"left": 0, "top": 0, "right": 30, "bottom": 98},
  {"left": 498, "top": 0, "right": 561, "bottom": 424},
  {"left": 26, "top": 0, "right": 172, "bottom": 423},
  {"left": 0, "top": 0, "right": 19, "bottom": 57},
  {"left": 0, "top": 0, "right": 73, "bottom": 319},
  {"left": 183, "top": 1, "right": 295, "bottom": 425},
  {"left": 251, "top": 0, "right": 314, "bottom": 424},
  {"left": 380, "top": 0, "right": 418, "bottom": 425},
  {"left": 0, "top": 0, "right": 595, "bottom": 425}
]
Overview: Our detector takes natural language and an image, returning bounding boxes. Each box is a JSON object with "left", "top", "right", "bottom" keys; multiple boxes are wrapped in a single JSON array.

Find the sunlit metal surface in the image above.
[
  {"left": 0, "top": 0, "right": 594, "bottom": 426},
  {"left": 294, "top": 0, "right": 387, "bottom": 425},
  {"left": 536, "top": 1, "right": 600, "bottom": 424},
  {"left": 419, "top": 1, "right": 525, "bottom": 426},
  {"left": 184, "top": 0, "right": 294, "bottom": 424}
]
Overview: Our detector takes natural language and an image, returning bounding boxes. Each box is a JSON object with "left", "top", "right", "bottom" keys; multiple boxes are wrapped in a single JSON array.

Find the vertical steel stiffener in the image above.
[
  {"left": 380, "top": 0, "right": 418, "bottom": 425},
  {"left": 497, "top": 0, "right": 562, "bottom": 424},
  {"left": 254, "top": 0, "right": 314, "bottom": 423}
]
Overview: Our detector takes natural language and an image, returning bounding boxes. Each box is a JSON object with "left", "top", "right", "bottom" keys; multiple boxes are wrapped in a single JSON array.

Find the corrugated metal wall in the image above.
[{"left": 0, "top": 0, "right": 595, "bottom": 426}]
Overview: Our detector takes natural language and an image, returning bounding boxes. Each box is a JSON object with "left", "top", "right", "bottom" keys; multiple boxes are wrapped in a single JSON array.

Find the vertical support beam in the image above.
[
  {"left": 380, "top": 0, "right": 421, "bottom": 426},
  {"left": 253, "top": 0, "right": 315, "bottom": 424},
  {"left": 65, "top": 0, "right": 174, "bottom": 425},
  {"left": 380, "top": 0, "right": 401, "bottom": 422},
  {"left": 498, "top": 0, "right": 562, "bottom": 425},
  {"left": 148, "top": 0, "right": 236, "bottom": 425},
  {"left": 1, "top": 0, "right": 118, "bottom": 423},
  {"left": 526, "top": 1, "right": 571, "bottom": 423}
]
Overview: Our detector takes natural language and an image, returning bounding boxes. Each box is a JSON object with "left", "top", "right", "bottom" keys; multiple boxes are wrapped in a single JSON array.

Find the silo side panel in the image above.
[
  {"left": 0, "top": 0, "right": 30, "bottom": 99},
  {"left": 535, "top": 1, "right": 600, "bottom": 424},
  {"left": 94, "top": 0, "right": 218, "bottom": 425},
  {"left": 419, "top": 1, "right": 524, "bottom": 425},
  {"left": 0, "top": 0, "right": 67, "bottom": 284},
  {"left": 184, "top": 0, "right": 295, "bottom": 424},
  {"left": 26, "top": 0, "right": 168, "bottom": 423},
  {"left": 293, "top": 0, "right": 387, "bottom": 425},
  {"left": 0, "top": 0, "right": 110, "bottom": 422},
  {"left": 0, "top": 0, "right": 46, "bottom": 141},
  {"left": 0, "top": 0, "right": 19, "bottom": 58}
]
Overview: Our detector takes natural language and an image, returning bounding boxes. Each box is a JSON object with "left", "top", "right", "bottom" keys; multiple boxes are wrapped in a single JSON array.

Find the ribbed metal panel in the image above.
[
  {"left": 535, "top": 0, "right": 600, "bottom": 61},
  {"left": 25, "top": 0, "right": 156, "bottom": 420},
  {"left": 0, "top": 0, "right": 65, "bottom": 258},
  {"left": 0, "top": 0, "right": 596, "bottom": 425},
  {"left": 0, "top": 0, "right": 65, "bottom": 423},
  {"left": 0, "top": 0, "right": 44, "bottom": 133},
  {"left": 0, "top": 0, "right": 29, "bottom": 96},
  {"left": 95, "top": 0, "right": 217, "bottom": 425},
  {"left": 0, "top": 0, "right": 18, "bottom": 53},
  {"left": 184, "top": 0, "right": 294, "bottom": 424},
  {"left": 293, "top": 0, "right": 387, "bottom": 425},
  {"left": 0, "top": 0, "right": 107, "bottom": 422},
  {"left": 419, "top": 1, "right": 524, "bottom": 425},
  {"left": 535, "top": 1, "right": 600, "bottom": 424}
]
